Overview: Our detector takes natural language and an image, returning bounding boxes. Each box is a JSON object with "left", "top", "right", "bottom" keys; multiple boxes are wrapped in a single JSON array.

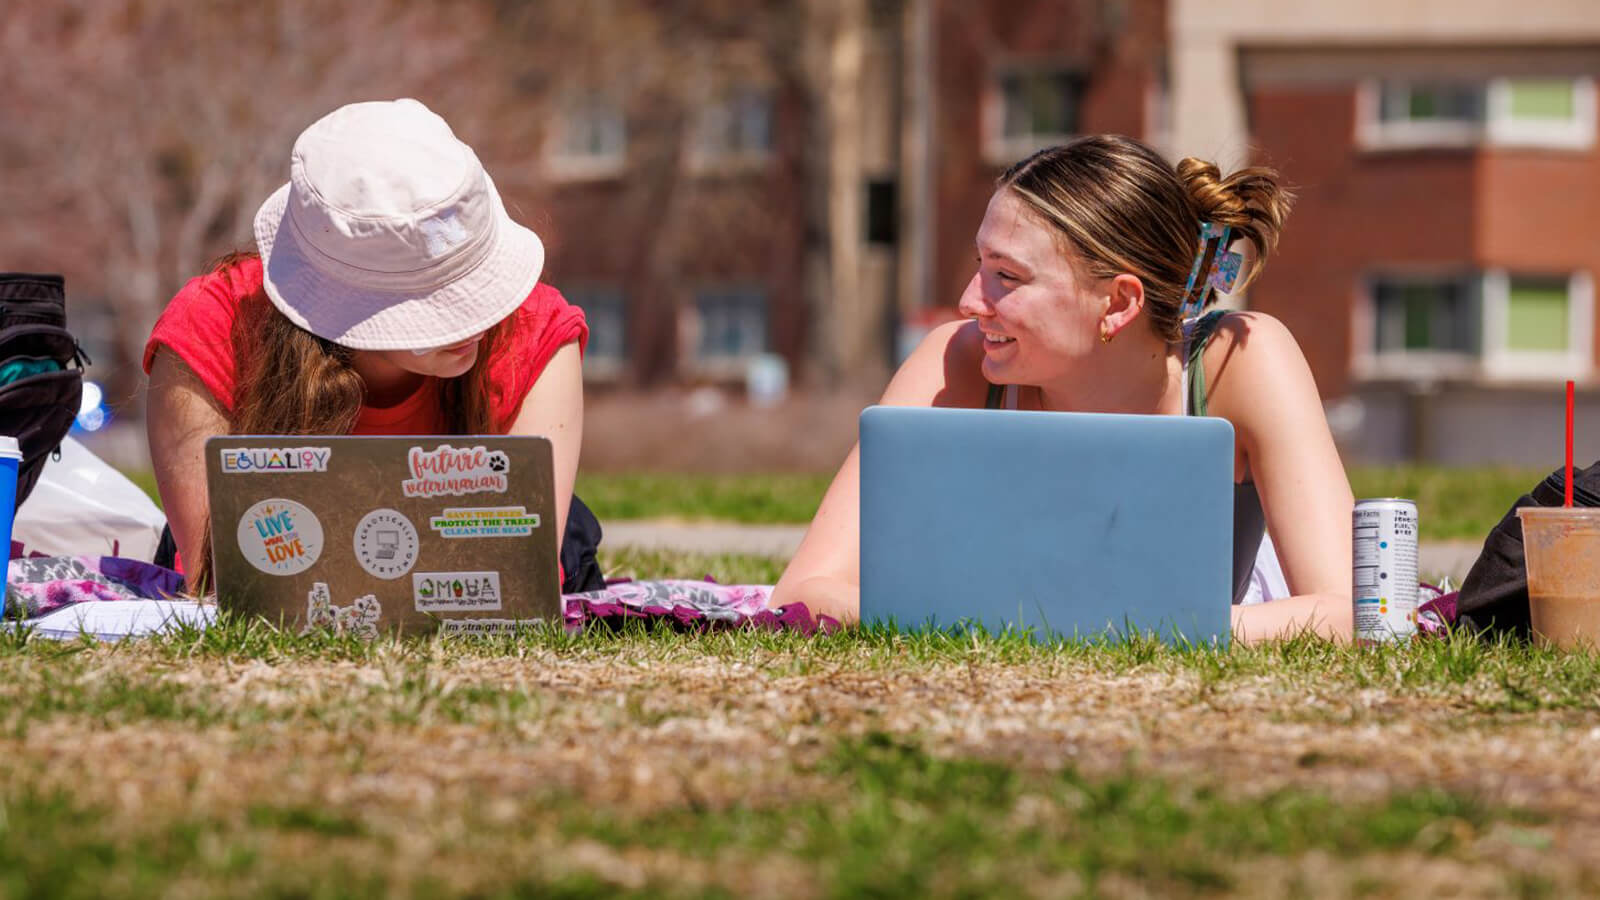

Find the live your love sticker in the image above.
[
  {"left": 220, "top": 446, "right": 331, "bottom": 473},
  {"left": 237, "top": 498, "right": 325, "bottom": 576},
  {"left": 402, "top": 444, "right": 509, "bottom": 498}
]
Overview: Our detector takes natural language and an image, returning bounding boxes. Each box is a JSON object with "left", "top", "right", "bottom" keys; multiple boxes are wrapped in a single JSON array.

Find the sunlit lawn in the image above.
[{"left": 4, "top": 562, "right": 1599, "bottom": 898}]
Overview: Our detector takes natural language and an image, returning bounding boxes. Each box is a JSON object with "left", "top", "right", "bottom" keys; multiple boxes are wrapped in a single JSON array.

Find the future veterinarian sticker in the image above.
[
  {"left": 401, "top": 444, "right": 509, "bottom": 498},
  {"left": 413, "top": 571, "right": 502, "bottom": 612},
  {"left": 427, "top": 506, "right": 542, "bottom": 538},
  {"left": 352, "top": 508, "right": 420, "bottom": 579},
  {"left": 219, "top": 446, "right": 331, "bottom": 473},
  {"left": 236, "top": 498, "right": 324, "bottom": 576}
]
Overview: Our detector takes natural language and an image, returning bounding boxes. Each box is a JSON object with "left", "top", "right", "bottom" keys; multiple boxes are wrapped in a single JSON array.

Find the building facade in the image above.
[{"left": 1171, "top": 0, "right": 1600, "bottom": 463}]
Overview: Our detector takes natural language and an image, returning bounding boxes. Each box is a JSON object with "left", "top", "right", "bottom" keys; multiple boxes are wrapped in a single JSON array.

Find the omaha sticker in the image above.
[
  {"left": 352, "top": 508, "right": 420, "bottom": 579},
  {"left": 413, "top": 571, "right": 502, "bottom": 612},
  {"left": 401, "top": 444, "right": 509, "bottom": 498},
  {"left": 220, "top": 446, "right": 331, "bottom": 474},
  {"left": 237, "top": 498, "right": 324, "bottom": 576},
  {"left": 427, "top": 506, "right": 541, "bottom": 538}
]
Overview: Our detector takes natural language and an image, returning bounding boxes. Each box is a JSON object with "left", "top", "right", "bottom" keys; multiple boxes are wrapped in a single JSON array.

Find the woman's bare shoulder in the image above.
[{"left": 1202, "top": 310, "right": 1321, "bottom": 419}]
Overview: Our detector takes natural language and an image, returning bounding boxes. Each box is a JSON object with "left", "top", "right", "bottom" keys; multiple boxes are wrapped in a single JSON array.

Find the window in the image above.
[
  {"left": 1372, "top": 275, "right": 1480, "bottom": 356},
  {"left": 864, "top": 178, "right": 897, "bottom": 246},
  {"left": 987, "top": 67, "right": 1086, "bottom": 163},
  {"left": 690, "top": 88, "right": 773, "bottom": 170},
  {"left": 564, "top": 286, "right": 626, "bottom": 377},
  {"left": 1505, "top": 276, "right": 1570, "bottom": 352},
  {"left": 1483, "top": 271, "right": 1592, "bottom": 378},
  {"left": 1359, "top": 77, "right": 1595, "bottom": 150},
  {"left": 692, "top": 287, "right": 767, "bottom": 366},
  {"left": 1359, "top": 270, "right": 1592, "bottom": 380},
  {"left": 545, "top": 97, "right": 626, "bottom": 179}
]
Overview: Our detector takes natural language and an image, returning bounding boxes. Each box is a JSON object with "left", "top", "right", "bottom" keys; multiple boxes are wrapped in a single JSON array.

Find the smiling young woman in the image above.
[{"left": 772, "top": 135, "right": 1354, "bottom": 644}]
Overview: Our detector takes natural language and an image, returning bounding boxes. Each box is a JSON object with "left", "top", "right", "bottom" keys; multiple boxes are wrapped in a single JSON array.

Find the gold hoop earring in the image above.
[{"left": 1100, "top": 330, "right": 1113, "bottom": 344}]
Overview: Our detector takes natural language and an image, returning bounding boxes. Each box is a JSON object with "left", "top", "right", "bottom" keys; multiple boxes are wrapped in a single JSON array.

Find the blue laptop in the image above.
[{"left": 859, "top": 405, "right": 1234, "bottom": 645}]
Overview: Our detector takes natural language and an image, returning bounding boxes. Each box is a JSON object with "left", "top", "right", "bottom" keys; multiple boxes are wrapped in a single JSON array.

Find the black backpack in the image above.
[
  {"left": 0, "top": 273, "right": 88, "bottom": 509},
  {"left": 1457, "top": 462, "right": 1600, "bottom": 637}
]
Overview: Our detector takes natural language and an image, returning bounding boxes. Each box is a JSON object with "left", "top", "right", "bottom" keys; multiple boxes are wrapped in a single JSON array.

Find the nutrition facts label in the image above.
[{"left": 1353, "top": 502, "right": 1419, "bottom": 642}]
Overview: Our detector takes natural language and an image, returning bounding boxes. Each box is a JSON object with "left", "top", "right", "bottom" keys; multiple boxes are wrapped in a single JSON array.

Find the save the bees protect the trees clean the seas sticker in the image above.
[
  {"left": 427, "top": 507, "right": 541, "bottom": 538},
  {"left": 237, "top": 498, "right": 325, "bottom": 576}
]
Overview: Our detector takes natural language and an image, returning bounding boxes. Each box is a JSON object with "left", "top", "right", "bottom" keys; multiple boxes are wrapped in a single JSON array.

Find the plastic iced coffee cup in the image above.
[
  {"left": 0, "top": 436, "right": 19, "bottom": 564},
  {"left": 1518, "top": 506, "right": 1600, "bottom": 650}
]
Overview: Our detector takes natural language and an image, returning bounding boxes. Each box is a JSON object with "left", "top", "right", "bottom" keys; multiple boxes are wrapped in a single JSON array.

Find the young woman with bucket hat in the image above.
[{"left": 144, "top": 99, "right": 600, "bottom": 594}]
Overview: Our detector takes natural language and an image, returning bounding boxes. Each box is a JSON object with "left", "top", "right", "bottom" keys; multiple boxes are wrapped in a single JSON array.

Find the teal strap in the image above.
[
  {"left": 985, "top": 382, "right": 1005, "bottom": 410},
  {"left": 1186, "top": 311, "right": 1227, "bottom": 418}
]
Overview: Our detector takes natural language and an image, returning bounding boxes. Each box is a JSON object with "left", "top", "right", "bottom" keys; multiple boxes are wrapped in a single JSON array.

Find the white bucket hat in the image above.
[{"left": 253, "top": 98, "right": 544, "bottom": 350}]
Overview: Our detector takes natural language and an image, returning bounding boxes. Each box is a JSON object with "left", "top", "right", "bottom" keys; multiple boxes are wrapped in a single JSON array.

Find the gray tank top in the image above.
[{"left": 983, "top": 310, "right": 1265, "bottom": 603}]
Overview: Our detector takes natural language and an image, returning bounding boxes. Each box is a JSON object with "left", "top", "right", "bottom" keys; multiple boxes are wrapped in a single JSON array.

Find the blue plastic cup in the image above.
[{"left": 0, "top": 436, "right": 19, "bottom": 563}]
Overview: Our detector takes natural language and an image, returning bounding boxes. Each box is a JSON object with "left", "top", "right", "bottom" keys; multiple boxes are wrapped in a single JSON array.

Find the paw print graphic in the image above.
[{"left": 487, "top": 452, "right": 508, "bottom": 473}]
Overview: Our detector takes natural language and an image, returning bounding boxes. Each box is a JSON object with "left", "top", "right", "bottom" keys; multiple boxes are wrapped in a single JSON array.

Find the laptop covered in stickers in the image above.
[{"left": 204, "top": 435, "right": 561, "bottom": 635}]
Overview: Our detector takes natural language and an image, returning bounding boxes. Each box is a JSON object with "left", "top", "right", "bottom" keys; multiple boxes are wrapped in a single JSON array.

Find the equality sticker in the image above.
[
  {"left": 427, "top": 506, "right": 542, "bottom": 538},
  {"left": 352, "top": 508, "right": 420, "bottom": 580},
  {"left": 220, "top": 446, "right": 331, "bottom": 474},
  {"left": 401, "top": 444, "right": 509, "bottom": 498},
  {"left": 236, "top": 498, "right": 324, "bottom": 576},
  {"left": 301, "top": 582, "right": 380, "bottom": 640},
  {"left": 413, "top": 571, "right": 502, "bottom": 612},
  {"left": 439, "top": 618, "right": 542, "bottom": 636}
]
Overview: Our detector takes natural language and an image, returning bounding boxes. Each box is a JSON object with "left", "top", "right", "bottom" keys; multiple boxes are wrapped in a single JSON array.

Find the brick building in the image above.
[{"left": 1172, "top": 0, "right": 1600, "bottom": 463}]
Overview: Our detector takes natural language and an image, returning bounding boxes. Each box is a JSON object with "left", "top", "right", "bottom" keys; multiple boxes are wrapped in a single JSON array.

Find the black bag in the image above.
[
  {"left": 0, "top": 273, "right": 88, "bottom": 509},
  {"left": 1457, "top": 462, "right": 1600, "bottom": 637}
]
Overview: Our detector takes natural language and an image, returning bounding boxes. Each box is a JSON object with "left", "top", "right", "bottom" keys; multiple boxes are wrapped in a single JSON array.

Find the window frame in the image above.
[
  {"left": 684, "top": 284, "right": 770, "bottom": 376},
  {"left": 1354, "top": 268, "right": 1593, "bottom": 382},
  {"left": 685, "top": 85, "right": 776, "bottom": 174},
  {"left": 1482, "top": 269, "right": 1594, "bottom": 379},
  {"left": 544, "top": 96, "right": 628, "bottom": 181},
  {"left": 1356, "top": 76, "right": 1596, "bottom": 152},
  {"left": 983, "top": 63, "right": 1088, "bottom": 165}
]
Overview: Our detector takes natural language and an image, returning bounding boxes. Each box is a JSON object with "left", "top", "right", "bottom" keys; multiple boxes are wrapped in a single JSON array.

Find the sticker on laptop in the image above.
[
  {"left": 301, "top": 582, "right": 380, "bottom": 640},
  {"left": 439, "top": 618, "right": 542, "bottom": 637},
  {"left": 427, "top": 506, "right": 542, "bottom": 538},
  {"left": 237, "top": 498, "right": 324, "bottom": 576},
  {"left": 401, "top": 444, "right": 509, "bottom": 498},
  {"left": 220, "top": 446, "right": 331, "bottom": 474},
  {"left": 413, "top": 571, "right": 502, "bottom": 612},
  {"left": 352, "top": 508, "right": 420, "bottom": 579}
]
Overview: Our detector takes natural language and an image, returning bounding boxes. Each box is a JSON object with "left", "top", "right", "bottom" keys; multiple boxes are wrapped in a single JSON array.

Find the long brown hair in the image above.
[
  {"left": 189, "top": 250, "right": 513, "bottom": 591},
  {"left": 995, "top": 135, "right": 1294, "bottom": 341}
]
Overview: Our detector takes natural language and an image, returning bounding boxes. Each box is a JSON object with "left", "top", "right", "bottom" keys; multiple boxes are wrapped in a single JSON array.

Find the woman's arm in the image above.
[
  {"left": 1208, "top": 313, "right": 1354, "bottom": 643},
  {"left": 505, "top": 340, "right": 583, "bottom": 547},
  {"left": 146, "top": 348, "right": 231, "bottom": 586},
  {"left": 771, "top": 320, "right": 988, "bottom": 621}
]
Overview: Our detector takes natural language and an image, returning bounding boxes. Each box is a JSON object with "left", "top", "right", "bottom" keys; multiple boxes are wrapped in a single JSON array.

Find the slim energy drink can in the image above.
[{"left": 1353, "top": 498, "right": 1419, "bottom": 643}]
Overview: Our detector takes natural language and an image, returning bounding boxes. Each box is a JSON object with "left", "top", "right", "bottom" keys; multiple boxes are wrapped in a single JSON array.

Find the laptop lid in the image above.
[
  {"left": 205, "top": 435, "right": 560, "bottom": 635},
  {"left": 859, "top": 406, "right": 1234, "bottom": 645}
]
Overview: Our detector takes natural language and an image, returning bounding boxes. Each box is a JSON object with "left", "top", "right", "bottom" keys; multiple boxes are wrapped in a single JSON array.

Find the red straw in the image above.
[{"left": 1565, "top": 379, "right": 1575, "bottom": 507}]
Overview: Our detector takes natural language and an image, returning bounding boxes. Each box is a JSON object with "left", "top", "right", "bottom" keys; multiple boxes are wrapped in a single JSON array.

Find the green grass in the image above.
[
  {"left": 0, "top": 620, "right": 1592, "bottom": 896},
  {"left": 124, "top": 465, "right": 1545, "bottom": 541}
]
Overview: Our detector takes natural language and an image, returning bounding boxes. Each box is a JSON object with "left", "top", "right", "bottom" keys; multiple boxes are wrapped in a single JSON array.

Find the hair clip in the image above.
[{"left": 1179, "top": 222, "right": 1243, "bottom": 320}]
